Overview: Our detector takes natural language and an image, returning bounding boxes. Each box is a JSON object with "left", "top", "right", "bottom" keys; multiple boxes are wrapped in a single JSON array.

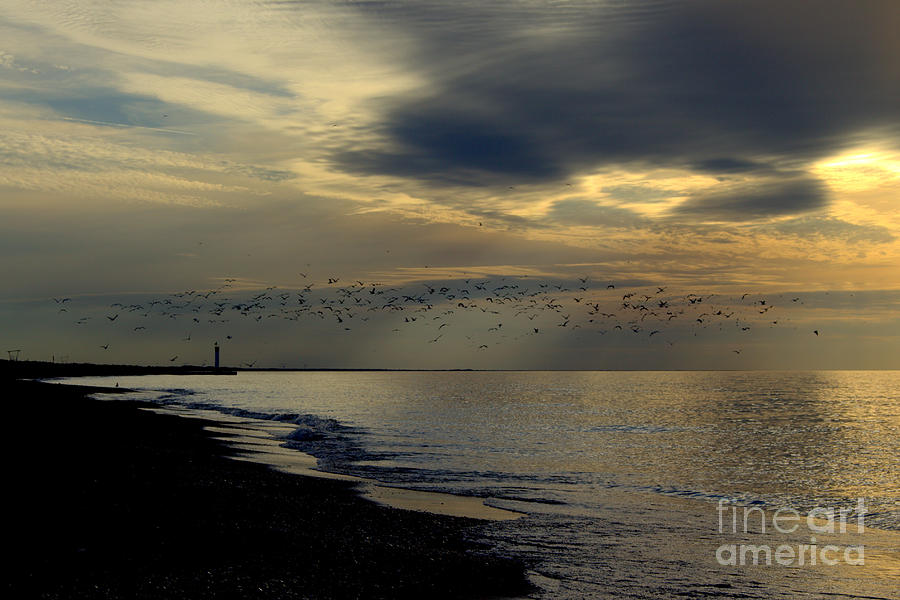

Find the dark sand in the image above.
[{"left": 5, "top": 371, "right": 531, "bottom": 599}]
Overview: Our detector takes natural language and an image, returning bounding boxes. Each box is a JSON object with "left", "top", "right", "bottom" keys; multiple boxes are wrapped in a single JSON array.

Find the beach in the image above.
[
  {"left": 6, "top": 363, "right": 900, "bottom": 599},
  {"left": 5, "top": 372, "right": 531, "bottom": 599}
]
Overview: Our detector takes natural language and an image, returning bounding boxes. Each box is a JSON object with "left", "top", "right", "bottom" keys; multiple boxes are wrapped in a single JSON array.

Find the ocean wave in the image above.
[{"left": 584, "top": 424, "right": 700, "bottom": 434}]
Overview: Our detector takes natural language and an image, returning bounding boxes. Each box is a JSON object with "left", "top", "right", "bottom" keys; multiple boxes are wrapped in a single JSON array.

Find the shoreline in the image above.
[
  {"left": 136, "top": 401, "right": 524, "bottom": 521},
  {"left": 6, "top": 378, "right": 532, "bottom": 599}
]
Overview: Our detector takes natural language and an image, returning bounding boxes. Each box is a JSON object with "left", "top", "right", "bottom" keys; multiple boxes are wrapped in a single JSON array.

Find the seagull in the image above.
[
  {"left": 100, "top": 344, "right": 109, "bottom": 350},
  {"left": 169, "top": 355, "right": 178, "bottom": 362},
  {"left": 107, "top": 314, "right": 119, "bottom": 321}
]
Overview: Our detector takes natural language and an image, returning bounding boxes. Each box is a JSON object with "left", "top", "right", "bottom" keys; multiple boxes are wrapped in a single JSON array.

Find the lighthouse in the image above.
[{"left": 214, "top": 342, "right": 220, "bottom": 369}]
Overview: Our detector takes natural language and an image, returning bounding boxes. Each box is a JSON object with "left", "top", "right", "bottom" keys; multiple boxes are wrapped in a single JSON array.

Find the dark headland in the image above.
[{"left": 4, "top": 360, "right": 531, "bottom": 599}]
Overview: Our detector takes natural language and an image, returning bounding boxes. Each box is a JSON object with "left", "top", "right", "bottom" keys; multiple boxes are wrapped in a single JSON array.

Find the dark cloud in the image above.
[
  {"left": 336, "top": 109, "right": 562, "bottom": 185},
  {"left": 673, "top": 178, "right": 827, "bottom": 221},
  {"left": 333, "top": 0, "right": 900, "bottom": 213}
]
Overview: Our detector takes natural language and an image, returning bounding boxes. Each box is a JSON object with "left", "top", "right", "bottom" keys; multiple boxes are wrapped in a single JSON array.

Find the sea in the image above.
[{"left": 60, "top": 370, "right": 900, "bottom": 598}]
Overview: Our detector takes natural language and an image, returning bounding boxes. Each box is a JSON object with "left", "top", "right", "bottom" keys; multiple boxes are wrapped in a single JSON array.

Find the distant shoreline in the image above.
[{"left": 3, "top": 358, "right": 897, "bottom": 379}]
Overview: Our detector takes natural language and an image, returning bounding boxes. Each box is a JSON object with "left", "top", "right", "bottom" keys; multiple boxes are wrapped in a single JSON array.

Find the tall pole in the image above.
[{"left": 214, "top": 342, "right": 220, "bottom": 369}]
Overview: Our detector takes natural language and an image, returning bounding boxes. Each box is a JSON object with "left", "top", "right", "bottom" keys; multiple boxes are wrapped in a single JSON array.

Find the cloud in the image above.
[
  {"left": 0, "top": 50, "right": 40, "bottom": 74},
  {"left": 599, "top": 184, "right": 680, "bottom": 204},
  {"left": 335, "top": 109, "right": 562, "bottom": 186},
  {"left": 331, "top": 0, "right": 900, "bottom": 206},
  {"left": 767, "top": 216, "right": 896, "bottom": 244},
  {"left": 672, "top": 178, "right": 828, "bottom": 221},
  {"left": 692, "top": 158, "right": 772, "bottom": 174},
  {"left": 546, "top": 199, "right": 649, "bottom": 229},
  {"left": 0, "top": 125, "right": 290, "bottom": 206}
]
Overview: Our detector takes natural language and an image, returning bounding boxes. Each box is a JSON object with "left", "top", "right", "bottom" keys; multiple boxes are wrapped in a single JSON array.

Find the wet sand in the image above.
[
  {"left": 163, "top": 407, "right": 523, "bottom": 521},
  {"left": 5, "top": 378, "right": 531, "bottom": 599}
]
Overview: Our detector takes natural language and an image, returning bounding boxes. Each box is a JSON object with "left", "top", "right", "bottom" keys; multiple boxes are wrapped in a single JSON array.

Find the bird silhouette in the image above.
[{"left": 49, "top": 269, "right": 817, "bottom": 361}]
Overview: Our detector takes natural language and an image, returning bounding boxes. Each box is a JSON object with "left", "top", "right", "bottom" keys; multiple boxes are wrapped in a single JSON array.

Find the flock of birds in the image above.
[{"left": 49, "top": 272, "right": 820, "bottom": 366}]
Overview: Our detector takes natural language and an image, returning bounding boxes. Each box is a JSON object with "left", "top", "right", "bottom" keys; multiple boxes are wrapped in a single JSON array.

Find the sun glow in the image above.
[{"left": 813, "top": 145, "right": 900, "bottom": 193}]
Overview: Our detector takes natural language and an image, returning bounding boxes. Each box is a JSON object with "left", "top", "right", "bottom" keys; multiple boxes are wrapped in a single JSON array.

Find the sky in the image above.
[{"left": 2, "top": 0, "right": 899, "bottom": 369}]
